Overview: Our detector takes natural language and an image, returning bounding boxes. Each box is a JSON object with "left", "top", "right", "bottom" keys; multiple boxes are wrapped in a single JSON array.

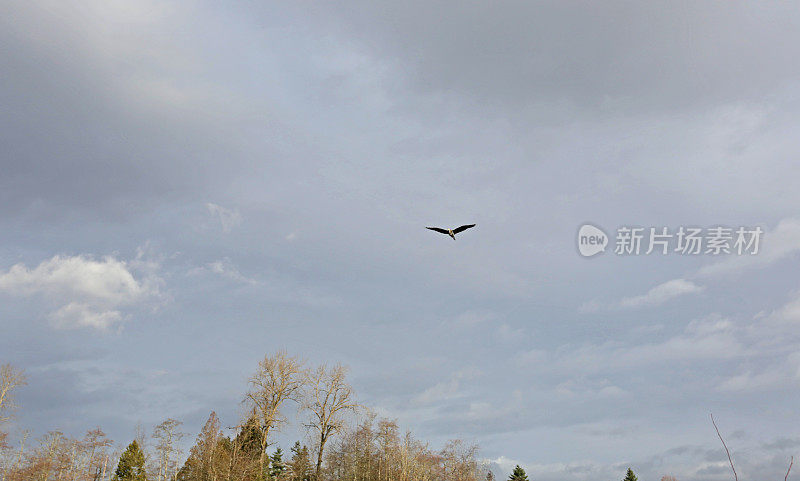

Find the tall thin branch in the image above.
[
  {"left": 710, "top": 413, "right": 737, "bottom": 481},
  {"left": 786, "top": 455, "right": 793, "bottom": 481}
]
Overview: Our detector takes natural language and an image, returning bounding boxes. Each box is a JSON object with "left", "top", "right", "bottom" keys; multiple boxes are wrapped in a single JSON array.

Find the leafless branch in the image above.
[
  {"left": 786, "top": 455, "right": 793, "bottom": 481},
  {"left": 711, "top": 413, "right": 737, "bottom": 481}
]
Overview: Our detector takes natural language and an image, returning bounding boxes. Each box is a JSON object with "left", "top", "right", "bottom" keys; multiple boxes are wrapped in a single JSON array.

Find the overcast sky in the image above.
[{"left": 2, "top": 2, "right": 800, "bottom": 480}]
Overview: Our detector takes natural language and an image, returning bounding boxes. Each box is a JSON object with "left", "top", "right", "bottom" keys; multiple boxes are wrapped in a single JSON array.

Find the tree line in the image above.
[{"left": 0, "top": 353, "right": 488, "bottom": 481}]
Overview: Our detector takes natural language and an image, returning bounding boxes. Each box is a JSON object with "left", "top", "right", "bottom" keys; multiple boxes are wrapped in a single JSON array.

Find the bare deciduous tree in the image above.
[
  {"left": 440, "top": 439, "right": 479, "bottom": 481},
  {"left": 0, "top": 365, "right": 26, "bottom": 425},
  {"left": 245, "top": 351, "right": 305, "bottom": 479},
  {"left": 153, "top": 419, "right": 185, "bottom": 481},
  {"left": 82, "top": 428, "right": 113, "bottom": 481},
  {"left": 325, "top": 413, "right": 481, "bottom": 481},
  {"left": 302, "top": 364, "right": 359, "bottom": 480}
]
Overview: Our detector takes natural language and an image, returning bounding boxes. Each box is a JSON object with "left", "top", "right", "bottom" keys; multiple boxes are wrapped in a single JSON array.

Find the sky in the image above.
[{"left": 2, "top": 1, "right": 800, "bottom": 480}]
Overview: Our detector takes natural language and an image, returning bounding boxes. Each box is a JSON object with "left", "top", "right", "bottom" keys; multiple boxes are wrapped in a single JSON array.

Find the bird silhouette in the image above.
[{"left": 426, "top": 224, "right": 476, "bottom": 240}]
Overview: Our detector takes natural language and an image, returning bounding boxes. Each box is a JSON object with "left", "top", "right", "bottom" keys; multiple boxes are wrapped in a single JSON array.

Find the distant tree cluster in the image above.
[
  {"left": 0, "top": 428, "right": 115, "bottom": 481},
  {"left": 325, "top": 414, "right": 480, "bottom": 481},
  {"left": 0, "top": 353, "right": 489, "bottom": 481}
]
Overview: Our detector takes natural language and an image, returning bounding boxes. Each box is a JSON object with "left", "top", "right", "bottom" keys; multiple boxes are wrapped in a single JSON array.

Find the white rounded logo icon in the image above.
[{"left": 577, "top": 224, "right": 608, "bottom": 257}]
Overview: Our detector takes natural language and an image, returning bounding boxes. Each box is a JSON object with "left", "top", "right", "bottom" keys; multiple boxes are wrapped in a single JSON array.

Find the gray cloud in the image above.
[
  {"left": 205, "top": 204, "right": 243, "bottom": 234},
  {"left": 3, "top": 2, "right": 800, "bottom": 480},
  {"left": 284, "top": 2, "right": 800, "bottom": 114}
]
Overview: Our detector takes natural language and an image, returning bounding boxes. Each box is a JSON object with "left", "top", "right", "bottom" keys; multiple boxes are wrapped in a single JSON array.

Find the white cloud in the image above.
[
  {"left": 206, "top": 203, "right": 242, "bottom": 233},
  {"left": 484, "top": 455, "right": 614, "bottom": 481},
  {"left": 485, "top": 455, "right": 524, "bottom": 475},
  {"left": 516, "top": 314, "right": 742, "bottom": 375},
  {"left": 0, "top": 254, "right": 160, "bottom": 330},
  {"left": 187, "top": 258, "right": 343, "bottom": 308},
  {"left": 441, "top": 310, "right": 499, "bottom": 332},
  {"left": 411, "top": 368, "right": 481, "bottom": 406},
  {"left": 716, "top": 348, "right": 800, "bottom": 393},
  {"left": 515, "top": 349, "right": 548, "bottom": 367},
  {"left": 582, "top": 278, "right": 703, "bottom": 312},
  {"left": 48, "top": 302, "right": 124, "bottom": 330},
  {"left": 587, "top": 217, "right": 800, "bottom": 314},
  {"left": 577, "top": 298, "right": 605, "bottom": 313},
  {"left": 464, "top": 389, "right": 524, "bottom": 423},
  {"left": 618, "top": 279, "right": 704, "bottom": 309},
  {"left": 555, "top": 378, "right": 628, "bottom": 399},
  {"left": 766, "top": 291, "right": 800, "bottom": 324},
  {"left": 198, "top": 257, "right": 258, "bottom": 285},
  {"left": 579, "top": 319, "right": 740, "bottom": 371},
  {"left": 697, "top": 217, "right": 800, "bottom": 278},
  {"left": 717, "top": 369, "right": 786, "bottom": 393},
  {"left": 494, "top": 322, "right": 525, "bottom": 342},
  {"left": 412, "top": 378, "right": 461, "bottom": 405},
  {"left": 714, "top": 293, "right": 800, "bottom": 392}
]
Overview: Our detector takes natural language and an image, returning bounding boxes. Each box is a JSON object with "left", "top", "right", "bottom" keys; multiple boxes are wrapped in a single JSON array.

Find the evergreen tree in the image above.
[
  {"left": 269, "top": 447, "right": 286, "bottom": 479},
  {"left": 508, "top": 465, "right": 529, "bottom": 481},
  {"left": 231, "top": 416, "right": 263, "bottom": 481},
  {"left": 623, "top": 468, "right": 638, "bottom": 481},
  {"left": 114, "top": 440, "right": 147, "bottom": 481},
  {"left": 287, "top": 441, "right": 311, "bottom": 481},
  {"left": 234, "top": 415, "right": 263, "bottom": 457}
]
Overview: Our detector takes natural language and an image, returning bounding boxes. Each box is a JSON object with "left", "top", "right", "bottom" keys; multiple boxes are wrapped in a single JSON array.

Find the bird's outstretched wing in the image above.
[
  {"left": 453, "top": 224, "right": 476, "bottom": 234},
  {"left": 426, "top": 227, "right": 450, "bottom": 235}
]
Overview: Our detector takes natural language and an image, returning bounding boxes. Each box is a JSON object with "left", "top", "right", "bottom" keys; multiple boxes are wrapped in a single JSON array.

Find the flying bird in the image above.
[{"left": 426, "top": 224, "right": 476, "bottom": 240}]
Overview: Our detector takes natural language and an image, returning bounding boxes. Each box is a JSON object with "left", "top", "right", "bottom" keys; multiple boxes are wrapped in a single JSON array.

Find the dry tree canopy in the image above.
[
  {"left": 0, "top": 364, "right": 26, "bottom": 425},
  {"left": 0, "top": 354, "right": 488, "bottom": 481}
]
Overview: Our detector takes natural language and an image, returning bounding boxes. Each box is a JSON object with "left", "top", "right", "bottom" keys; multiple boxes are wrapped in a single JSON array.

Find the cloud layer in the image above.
[{"left": 2, "top": 2, "right": 800, "bottom": 481}]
